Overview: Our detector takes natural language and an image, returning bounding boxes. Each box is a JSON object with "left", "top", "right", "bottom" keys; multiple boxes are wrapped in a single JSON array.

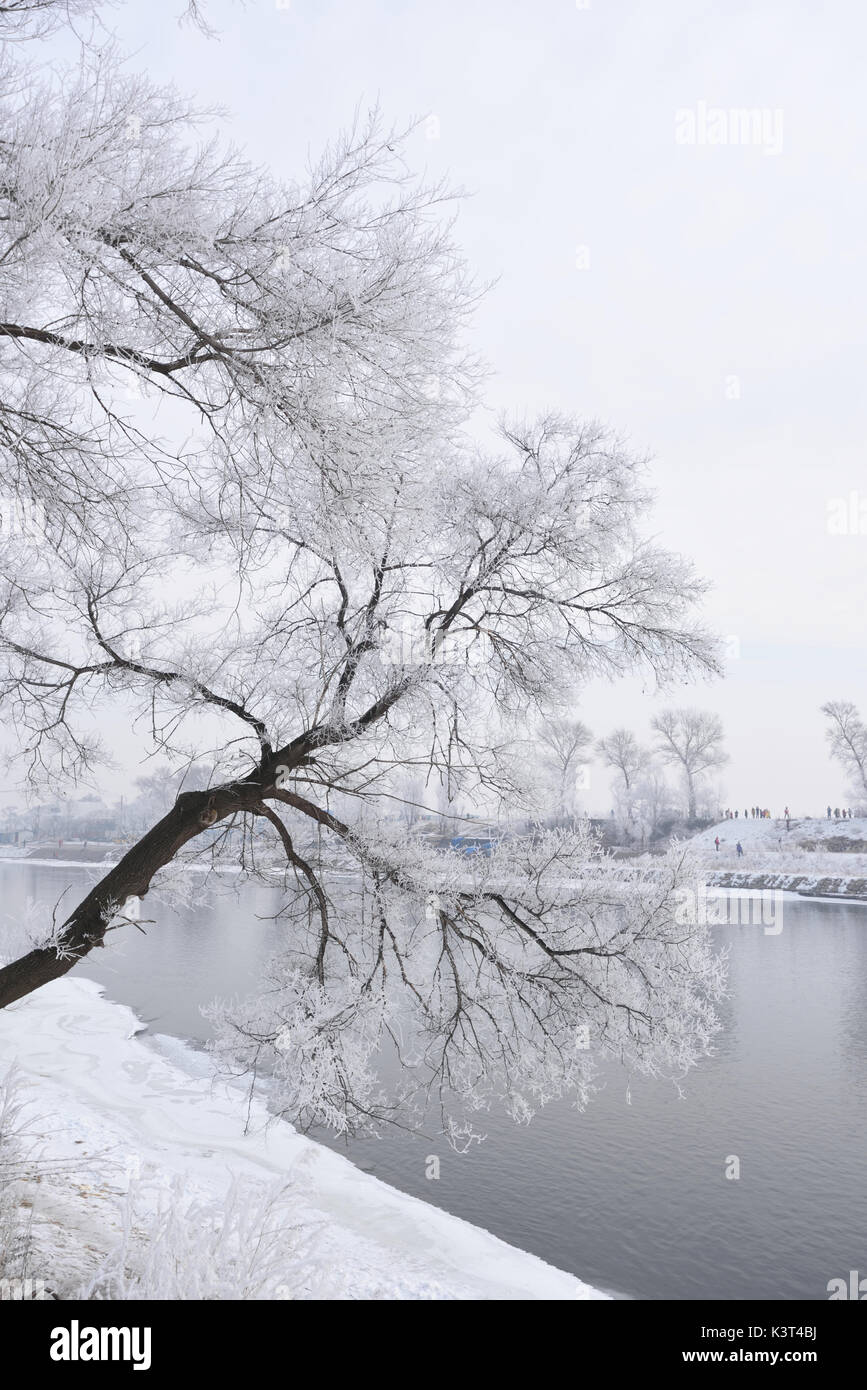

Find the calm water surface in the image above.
[{"left": 2, "top": 860, "right": 865, "bottom": 1299}]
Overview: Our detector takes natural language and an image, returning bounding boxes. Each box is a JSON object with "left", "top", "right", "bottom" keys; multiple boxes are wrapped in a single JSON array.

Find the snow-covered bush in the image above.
[
  {"left": 0, "top": 1065, "right": 33, "bottom": 1284},
  {"left": 82, "top": 1175, "right": 325, "bottom": 1300}
]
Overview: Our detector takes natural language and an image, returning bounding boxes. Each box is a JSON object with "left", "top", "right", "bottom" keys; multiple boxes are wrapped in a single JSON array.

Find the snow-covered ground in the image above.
[
  {"left": 690, "top": 815, "right": 867, "bottom": 852},
  {"left": 687, "top": 816, "right": 867, "bottom": 877},
  {"left": 0, "top": 975, "right": 605, "bottom": 1301}
]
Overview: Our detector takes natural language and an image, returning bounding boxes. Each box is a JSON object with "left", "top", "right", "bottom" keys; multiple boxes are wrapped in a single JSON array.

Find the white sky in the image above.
[{"left": 21, "top": 0, "right": 867, "bottom": 814}]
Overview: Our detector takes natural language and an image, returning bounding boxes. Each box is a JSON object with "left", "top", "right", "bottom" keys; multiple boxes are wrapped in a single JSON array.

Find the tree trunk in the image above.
[{"left": 0, "top": 781, "right": 264, "bottom": 1011}]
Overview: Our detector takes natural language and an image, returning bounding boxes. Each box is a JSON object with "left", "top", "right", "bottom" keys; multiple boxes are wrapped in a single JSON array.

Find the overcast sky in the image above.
[{"left": 30, "top": 0, "right": 867, "bottom": 814}]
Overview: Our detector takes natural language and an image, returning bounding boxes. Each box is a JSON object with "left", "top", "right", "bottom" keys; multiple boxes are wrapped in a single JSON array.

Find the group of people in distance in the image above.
[
  {"left": 712, "top": 803, "right": 862, "bottom": 856},
  {"left": 720, "top": 806, "right": 861, "bottom": 822},
  {"left": 717, "top": 805, "right": 794, "bottom": 855}
]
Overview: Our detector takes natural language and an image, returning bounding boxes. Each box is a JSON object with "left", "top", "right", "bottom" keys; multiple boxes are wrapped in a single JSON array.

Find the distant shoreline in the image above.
[
  {"left": 706, "top": 870, "right": 867, "bottom": 902},
  {"left": 6, "top": 851, "right": 867, "bottom": 904}
]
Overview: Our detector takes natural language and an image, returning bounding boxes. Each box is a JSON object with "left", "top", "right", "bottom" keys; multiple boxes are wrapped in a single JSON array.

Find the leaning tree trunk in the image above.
[{"left": 0, "top": 781, "right": 265, "bottom": 1011}]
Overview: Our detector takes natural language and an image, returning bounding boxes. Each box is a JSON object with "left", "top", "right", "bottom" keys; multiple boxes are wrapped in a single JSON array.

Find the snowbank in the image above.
[
  {"left": 690, "top": 816, "right": 867, "bottom": 854},
  {"left": 705, "top": 870, "right": 867, "bottom": 901},
  {"left": 0, "top": 976, "right": 605, "bottom": 1301},
  {"left": 685, "top": 817, "right": 867, "bottom": 892}
]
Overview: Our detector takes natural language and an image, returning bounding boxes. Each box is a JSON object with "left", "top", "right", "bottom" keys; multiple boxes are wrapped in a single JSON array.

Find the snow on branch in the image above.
[{"left": 207, "top": 829, "right": 725, "bottom": 1145}]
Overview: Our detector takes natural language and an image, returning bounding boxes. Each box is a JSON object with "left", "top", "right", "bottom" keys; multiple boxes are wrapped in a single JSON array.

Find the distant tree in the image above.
[
  {"left": 536, "top": 716, "right": 594, "bottom": 821},
  {"left": 632, "top": 768, "right": 676, "bottom": 838},
  {"left": 821, "top": 701, "right": 867, "bottom": 800},
  {"left": 651, "top": 709, "right": 728, "bottom": 821},
  {"left": 387, "top": 769, "right": 434, "bottom": 828},
  {"left": 127, "top": 764, "right": 213, "bottom": 832},
  {"left": 596, "top": 728, "right": 649, "bottom": 811}
]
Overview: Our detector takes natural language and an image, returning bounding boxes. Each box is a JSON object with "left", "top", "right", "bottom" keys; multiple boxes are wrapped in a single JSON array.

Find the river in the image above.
[{"left": 2, "top": 859, "right": 865, "bottom": 1300}]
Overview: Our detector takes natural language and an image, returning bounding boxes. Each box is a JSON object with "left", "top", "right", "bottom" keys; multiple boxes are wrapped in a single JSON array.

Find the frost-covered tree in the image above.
[
  {"left": 0, "top": 0, "right": 97, "bottom": 40},
  {"left": 0, "top": 1, "right": 726, "bottom": 1141},
  {"left": 821, "top": 700, "right": 867, "bottom": 801},
  {"left": 596, "top": 728, "right": 648, "bottom": 796},
  {"left": 632, "top": 767, "right": 677, "bottom": 838},
  {"left": 651, "top": 708, "right": 727, "bottom": 821},
  {"left": 596, "top": 726, "right": 651, "bottom": 818},
  {"left": 534, "top": 715, "right": 594, "bottom": 822}
]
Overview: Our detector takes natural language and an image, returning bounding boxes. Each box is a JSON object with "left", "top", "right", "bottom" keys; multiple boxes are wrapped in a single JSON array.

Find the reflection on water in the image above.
[{"left": 2, "top": 861, "right": 866, "bottom": 1300}]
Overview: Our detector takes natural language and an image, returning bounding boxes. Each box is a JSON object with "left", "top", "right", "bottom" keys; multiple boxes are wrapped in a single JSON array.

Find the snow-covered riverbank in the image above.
[
  {"left": 683, "top": 817, "right": 867, "bottom": 900},
  {"left": 0, "top": 976, "right": 606, "bottom": 1301},
  {"left": 705, "top": 871, "right": 867, "bottom": 900},
  {"left": 690, "top": 815, "right": 867, "bottom": 856}
]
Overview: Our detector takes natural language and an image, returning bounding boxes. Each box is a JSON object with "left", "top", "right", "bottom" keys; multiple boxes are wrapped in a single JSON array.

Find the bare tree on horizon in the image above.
[
  {"left": 821, "top": 700, "right": 867, "bottom": 803},
  {"left": 651, "top": 708, "right": 728, "bottom": 822}
]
